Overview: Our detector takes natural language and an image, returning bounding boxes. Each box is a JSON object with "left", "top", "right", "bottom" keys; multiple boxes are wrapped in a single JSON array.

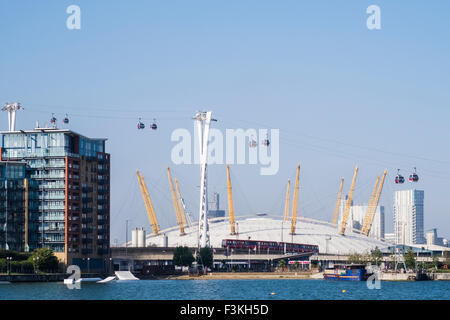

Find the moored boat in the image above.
[{"left": 323, "top": 264, "right": 371, "bottom": 281}]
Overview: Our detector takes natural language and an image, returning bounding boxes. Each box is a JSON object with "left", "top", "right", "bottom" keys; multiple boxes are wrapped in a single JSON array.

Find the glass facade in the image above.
[
  {"left": 0, "top": 162, "right": 40, "bottom": 251},
  {"left": 0, "top": 129, "right": 110, "bottom": 269},
  {"left": 1, "top": 131, "right": 104, "bottom": 159}
]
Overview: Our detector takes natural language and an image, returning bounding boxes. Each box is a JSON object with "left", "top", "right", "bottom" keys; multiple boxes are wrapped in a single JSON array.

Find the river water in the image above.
[{"left": 0, "top": 279, "right": 449, "bottom": 300}]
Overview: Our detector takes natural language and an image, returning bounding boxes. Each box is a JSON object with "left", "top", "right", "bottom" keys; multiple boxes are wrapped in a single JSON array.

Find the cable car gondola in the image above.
[
  {"left": 63, "top": 114, "right": 69, "bottom": 124},
  {"left": 261, "top": 134, "right": 270, "bottom": 147},
  {"left": 409, "top": 167, "right": 419, "bottom": 183},
  {"left": 50, "top": 113, "right": 57, "bottom": 126},
  {"left": 137, "top": 118, "right": 145, "bottom": 130},
  {"left": 150, "top": 118, "right": 157, "bottom": 130},
  {"left": 395, "top": 169, "right": 405, "bottom": 184},
  {"left": 249, "top": 136, "right": 257, "bottom": 148}
]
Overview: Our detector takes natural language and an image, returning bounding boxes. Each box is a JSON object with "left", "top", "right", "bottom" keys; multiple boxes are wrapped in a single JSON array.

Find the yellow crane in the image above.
[
  {"left": 175, "top": 178, "right": 188, "bottom": 227},
  {"left": 331, "top": 178, "right": 344, "bottom": 226},
  {"left": 283, "top": 180, "right": 291, "bottom": 222},
  {"left": 290, "top": 164, "right": 301, "bottom": 235},
  {"left": 136, "top": 170, "right": 160, "bottom": 235},
  {"left": 361, "top": 174, "right": 380, "bottom": 233},
  {"left": 361, "top": 170, "right": 387, "bottom": 236},
  {"left": 226, "top": 165, "right": 236, "bottom": 235},
  {"left": 339, "top": 166, "right": 358, "bottom": 235},
  {"left": 167, "top": 167, "right": 185, "bottom": 235}
]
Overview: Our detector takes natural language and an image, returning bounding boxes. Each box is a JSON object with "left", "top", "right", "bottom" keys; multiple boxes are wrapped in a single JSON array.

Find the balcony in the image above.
[
  {"left": 98, "top": 157, "right": 108, "bottom": 164},
  {"left": 82, "top": 186, "right": 93, "bottom": 193},
  {"left": 97, "top": 188, "right": 108, "bottom": 195},
  {"left": 97, "top": 218, "right": 108, "bottom": 225},
  {"left": 69, "top": 215, "right": 79, "bottom": 222},
  {"left": 81, "top": 248, "right": 93, "bottom": 254},
  {"left": 82, "top": 207, "right": 93, "bottom": 214},
  {"left": 97, "top": 238, "right": 109, "bottom": 245},
  {"left": 97, "top": 198, "right": 108, "bottom": 205},
  {"left": 82, "top": 217, "right": 93, "bottom": 224},
  {"left": 97, "top": 208, "right": 109, "bottom": 215},
  {"left": 82, "top": 238, "right": 93, "bottom": 244},
  {"left": 97, "top": 169, "right": 108, "bottom": 175},
  {"left": 44, "top": 228, "right": 65, "bottom": 233},
  {"left": 81, "top": 227, "right": 93, "bottom": 234},
  {"left": 97, "top": 248, "right": 109, "bottom": 255}
]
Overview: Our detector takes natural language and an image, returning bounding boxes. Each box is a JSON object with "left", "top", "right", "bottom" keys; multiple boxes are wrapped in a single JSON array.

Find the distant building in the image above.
[
  {"left": 384, "top": 233, "right": 395, "bottom": 244},
  {"left": 0, "top": 127, "right": 110, "bottom": 271},
  {"left": 208, "top": 192, "right": 225, "bottom": 219},
  {"left": 337, "top": 198, "right": 385, "bottom": 239},
  {"left": 393, "top": 189, "right": 425, "bottom": 245},
  {"left": 426, "top": 228, "right": 446, "bottom": 247}
]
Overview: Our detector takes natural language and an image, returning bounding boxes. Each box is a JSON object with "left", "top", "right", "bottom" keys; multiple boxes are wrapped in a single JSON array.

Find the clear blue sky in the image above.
[{"left": 1, "top": 1, "right": 449, "bottom": 243}]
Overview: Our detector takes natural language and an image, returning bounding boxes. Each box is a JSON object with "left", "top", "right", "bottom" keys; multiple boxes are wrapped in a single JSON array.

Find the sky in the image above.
[{"left": 1, "top": 1, "right": 450, "bottom": 244}]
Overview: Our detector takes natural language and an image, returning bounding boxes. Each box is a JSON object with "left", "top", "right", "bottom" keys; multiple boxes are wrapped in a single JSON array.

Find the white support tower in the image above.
[
  {"left": 193, "top": 111, "right": 216, "bottom": 248},
  {"left": 2, "top": 102, "right": 23, "bottom": 132}
]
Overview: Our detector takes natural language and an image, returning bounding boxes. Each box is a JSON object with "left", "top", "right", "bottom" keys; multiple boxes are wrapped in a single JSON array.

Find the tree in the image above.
[
  {"left": 294, "top": 261, "right": 300, "bottom": 271},
  {"left": 172, "top": 246, "right": 195, "bottom": 267},
  {"left": 277, "top": 259, "right": 286, "bottom": 270},
  {"left": 0, "top": 249, "right": 31, "bottom": 261},
  {"left": 404, "top": 248, "right": 416, "bottom": 271},
  {"left": 0, "top": 259, "right": 6, "bottom": 273},
  {"left": 348, "top": 253, "right": 363, "bottom": 264},
  {"left": 198, "top": 247, "right": 214, "bottom": 269},
  {"left": 30, "top": 248, "right": 59, "bottom": 272},
  {"left": 431, "top": 254, "right": 439, "bottom": 270},
  {"left": 370, "top": 247, "right": 383, "bottom": 266}
]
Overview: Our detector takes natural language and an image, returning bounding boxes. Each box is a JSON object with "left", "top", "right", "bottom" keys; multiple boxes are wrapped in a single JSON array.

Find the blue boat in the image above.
[{"left": 323, "top": 264, "right": 371, "bottom": 281}]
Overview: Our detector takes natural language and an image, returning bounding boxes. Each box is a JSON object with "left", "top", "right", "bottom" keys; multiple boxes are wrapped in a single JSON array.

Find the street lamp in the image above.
[
  {"left": 7, "top": 257, "right": 12, "bottom": 275},
  {"left": 32, "top": 256, "right": 39, "bottom": 274},
  {"left": 87, "top": 257, "right": 90, "bottom": 274}
]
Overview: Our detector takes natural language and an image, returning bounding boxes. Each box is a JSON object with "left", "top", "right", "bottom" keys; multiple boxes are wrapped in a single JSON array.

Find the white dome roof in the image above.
[{"left": 145, "top": 215, "right": 387, "bottom": 255}]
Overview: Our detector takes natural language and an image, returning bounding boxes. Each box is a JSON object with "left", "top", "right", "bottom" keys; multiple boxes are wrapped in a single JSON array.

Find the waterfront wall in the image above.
[
  {"left": 432, "top": 273, "right": 450, "bottom": 280},
  {"left": 0, "top": 273, "right": 108, "bottom": 282},
  {"left": 379, "top": 273, "right": 413, "bottom": 281},
  {"left": 0, "top": 274, "right": 66, "bottom": 282}
]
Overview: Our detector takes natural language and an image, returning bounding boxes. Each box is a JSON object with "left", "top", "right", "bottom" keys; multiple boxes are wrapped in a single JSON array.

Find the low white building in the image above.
[{"left": 337, "top": 199, "right": 385, "bottom": 240}]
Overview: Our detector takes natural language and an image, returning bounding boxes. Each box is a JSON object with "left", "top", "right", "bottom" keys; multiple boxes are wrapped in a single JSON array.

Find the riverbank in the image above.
[
  {"left": 2, "top": 271, "right": 449, "bottom": 282},
  {"left": 163, "top": 271, "right": 318, "bottom": 280},
  {"left": 160, "top": 271, "right": 450, "bottom": 281},
  {"left": 0, "top": 273, "right": 107, "bottom": 282}
]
